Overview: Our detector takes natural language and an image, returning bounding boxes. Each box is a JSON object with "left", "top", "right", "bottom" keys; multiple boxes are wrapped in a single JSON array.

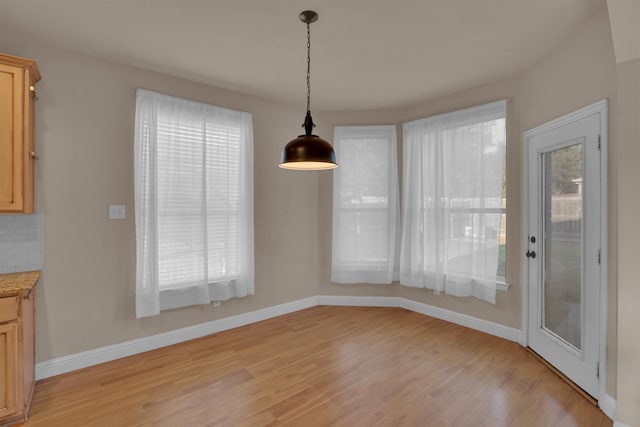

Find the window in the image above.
[
  {"left": 331, "top": 125, "right": 399, "bottom": 284},
  {"left": 134, "top": 89, "right": 254, "bottom": 318},
  {"left": 399, "top": 101, "right": 506, "bottom": 303}
]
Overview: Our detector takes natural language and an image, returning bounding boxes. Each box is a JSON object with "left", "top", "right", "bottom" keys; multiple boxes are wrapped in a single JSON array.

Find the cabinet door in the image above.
[
  {"left": 0, "top": 322, "right": 18, "bottom": 418},
  {"left": 0, "top": 63, "right": 26, "bottom": 212}
]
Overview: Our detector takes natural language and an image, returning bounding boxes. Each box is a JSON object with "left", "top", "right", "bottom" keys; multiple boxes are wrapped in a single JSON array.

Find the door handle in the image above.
[{"left": 526, "top": 250, "right": 537, "bottom": 259}]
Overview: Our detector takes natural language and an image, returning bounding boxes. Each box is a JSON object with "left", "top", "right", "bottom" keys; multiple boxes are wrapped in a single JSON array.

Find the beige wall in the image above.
[
  {"left": 2, "top": 5, "right": 629, "bottom": 415},
  {"left": 318, "top": 8, "right": 618, "bottom": 398},
  {"left": 520, "top": 8, "right": 619, "bottom": 401},
  {"left": 608, "top": 2, "right": 640, "bottom": 424},
  {"left": 316, "top": 108, "right": 404, "bottom": 301},
  {"left": 607, "top": 0, "right": 640, "bottom": 65},
  {"left": 3, "top": 35, "right": 326, "bottom": 361},
  {"left": 319, "top": 77, "right": 521, "bottom": 330},
  {"left": 615, "top": 57, "right": 640, "bottom": 426},
  {"left": 398, "top": 77, "right": 522, "bottom": 329}
]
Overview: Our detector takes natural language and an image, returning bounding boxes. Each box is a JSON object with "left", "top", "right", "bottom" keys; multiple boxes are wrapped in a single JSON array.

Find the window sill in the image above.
[{"left": 496, "top": 281, "right": 511, "bottom": 292}]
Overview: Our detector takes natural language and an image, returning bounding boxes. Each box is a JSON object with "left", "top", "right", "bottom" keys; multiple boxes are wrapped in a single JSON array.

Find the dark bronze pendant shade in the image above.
[
  {"left": 279, "top": 10, "right": 337, "bottom": 171},
  {"left": 280, "top": 111, "right": 337, "bottom": 170}
]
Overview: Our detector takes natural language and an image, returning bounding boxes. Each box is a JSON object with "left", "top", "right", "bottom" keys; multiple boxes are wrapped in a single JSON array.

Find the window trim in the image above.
[
  {"left": 331, "top": 124, "right": 399, "bottom": 284},
  {"left": 134, "top": 88, "right": 254, "bottom": 318},
  {"left": 399, "top": 100, "right": 508, "bottom": 302}
]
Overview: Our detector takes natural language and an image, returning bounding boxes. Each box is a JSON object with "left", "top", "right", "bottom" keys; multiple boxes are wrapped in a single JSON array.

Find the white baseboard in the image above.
[
  {"left": 600, "top": 393, "right": 616, "bottom": 421},
  {"left": 36, "top": 294, "right": 520, "bottom": 380},
  {"left": 316, "top": 295, "right": 521, "bottom": 343},
  {"left": 318, "top": 295, "right": 521, "bottom": 343},
  {"left": 35, "top": 296, "right": 318, "bottom": 380},
  {"left": 317, "top": 295, "right": 398, "bottom": 307},
  {"left": 35, "top": 294, "right": 619, "bottom": 422},
  {"left": 397, "top": 297, "right": 522, "bottom": 343}
]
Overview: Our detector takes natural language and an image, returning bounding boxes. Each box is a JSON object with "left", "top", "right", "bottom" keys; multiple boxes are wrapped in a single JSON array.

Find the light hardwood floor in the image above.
[{"left": 17, "top": 306, "right": 611, "bottom": 427}]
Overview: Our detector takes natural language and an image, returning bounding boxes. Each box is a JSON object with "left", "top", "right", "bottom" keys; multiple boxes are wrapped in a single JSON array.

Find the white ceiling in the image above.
[{"left": 0, "top": 0, "right": 606, "bottom": 111}]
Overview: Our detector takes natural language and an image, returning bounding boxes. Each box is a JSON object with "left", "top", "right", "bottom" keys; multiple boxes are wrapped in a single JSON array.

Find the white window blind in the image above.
[
  {"left": 134, "top": 89, "right": 254, "bottom": 318},
  {"left": 399, "top": 101, "right": 506, "bottom": 303},
  {"left": 332, "top": 125, "right": 399, "bottom": 284}
]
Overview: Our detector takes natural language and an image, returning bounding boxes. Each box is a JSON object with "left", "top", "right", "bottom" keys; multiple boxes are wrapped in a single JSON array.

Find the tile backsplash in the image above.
[{"left": 0, "top": 214, "right": 43, "bottom": 273}]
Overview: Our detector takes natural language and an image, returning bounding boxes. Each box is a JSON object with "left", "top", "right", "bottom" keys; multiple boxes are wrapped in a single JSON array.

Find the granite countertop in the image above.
[{"left": 0, "top": 270, "right": 40, "bottom": 298}]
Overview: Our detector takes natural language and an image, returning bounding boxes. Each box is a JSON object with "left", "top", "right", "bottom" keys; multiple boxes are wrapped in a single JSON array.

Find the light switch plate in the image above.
[{"left": 108, "top": 205, "right": 126, "bottom": 219}]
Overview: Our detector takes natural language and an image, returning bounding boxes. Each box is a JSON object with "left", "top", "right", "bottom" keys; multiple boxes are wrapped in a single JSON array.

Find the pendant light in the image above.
[{"left": 279, "top": 10, "right": 338, "bottom": 170}]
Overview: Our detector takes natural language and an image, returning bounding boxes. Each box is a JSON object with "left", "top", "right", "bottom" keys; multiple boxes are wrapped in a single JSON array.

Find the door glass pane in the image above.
[{"left": 543, "top": 142, "right": 583, "bottom": 350}]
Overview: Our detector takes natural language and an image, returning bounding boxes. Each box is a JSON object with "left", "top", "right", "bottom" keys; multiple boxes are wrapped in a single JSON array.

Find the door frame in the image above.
[{"left": 521, "top": 99, "right": 608, "bottom": 403}]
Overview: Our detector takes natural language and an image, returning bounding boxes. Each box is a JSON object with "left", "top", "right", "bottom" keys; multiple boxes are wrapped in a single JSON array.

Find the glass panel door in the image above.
[
  {"left": 542, "top": 142, "right": 583, "bottom": 351},
  {"left": 526, "top": 106, "right": 603, "bottom": 399}
]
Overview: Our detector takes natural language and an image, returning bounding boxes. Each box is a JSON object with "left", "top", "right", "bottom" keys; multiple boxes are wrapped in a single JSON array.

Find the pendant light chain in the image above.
[
  {"left": 279, "top": 10, "right": 337, "bottom": 170},
  {"left": 306, "top": 21, "right": 311, "bottom": 113}
]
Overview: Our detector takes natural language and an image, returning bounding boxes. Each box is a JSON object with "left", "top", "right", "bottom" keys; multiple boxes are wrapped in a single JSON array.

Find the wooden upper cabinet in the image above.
[{"left": 0, "top": 53, "right": 41, "bottom": 214}]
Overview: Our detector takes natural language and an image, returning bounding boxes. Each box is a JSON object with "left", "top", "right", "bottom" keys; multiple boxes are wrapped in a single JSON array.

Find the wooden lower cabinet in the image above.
[
  {"left": 0, "top": 323, "right": 18, "bottom": 419},
  {"left": 0, "top": 290, "right": 35, "bottom": 426}
]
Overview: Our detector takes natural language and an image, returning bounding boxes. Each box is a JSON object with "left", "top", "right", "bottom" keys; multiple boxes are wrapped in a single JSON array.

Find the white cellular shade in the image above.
[
  {"left": 135, "top": 89, "right": 254, "bottom": 318},
  {"left": 332, "top": 125, "right": 399, "bottom": 284},
  {"left": 400, "top": 101, "right": 506, "bottom": 303}
]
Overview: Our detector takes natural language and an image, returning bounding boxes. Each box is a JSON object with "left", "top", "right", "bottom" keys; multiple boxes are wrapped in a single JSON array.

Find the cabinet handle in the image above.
[
  {"left": 29, "top": 85, "right": 38, "bottom": 100},
  {"left": 30, "top": 151, "right": 39, "bottom": 160}
]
